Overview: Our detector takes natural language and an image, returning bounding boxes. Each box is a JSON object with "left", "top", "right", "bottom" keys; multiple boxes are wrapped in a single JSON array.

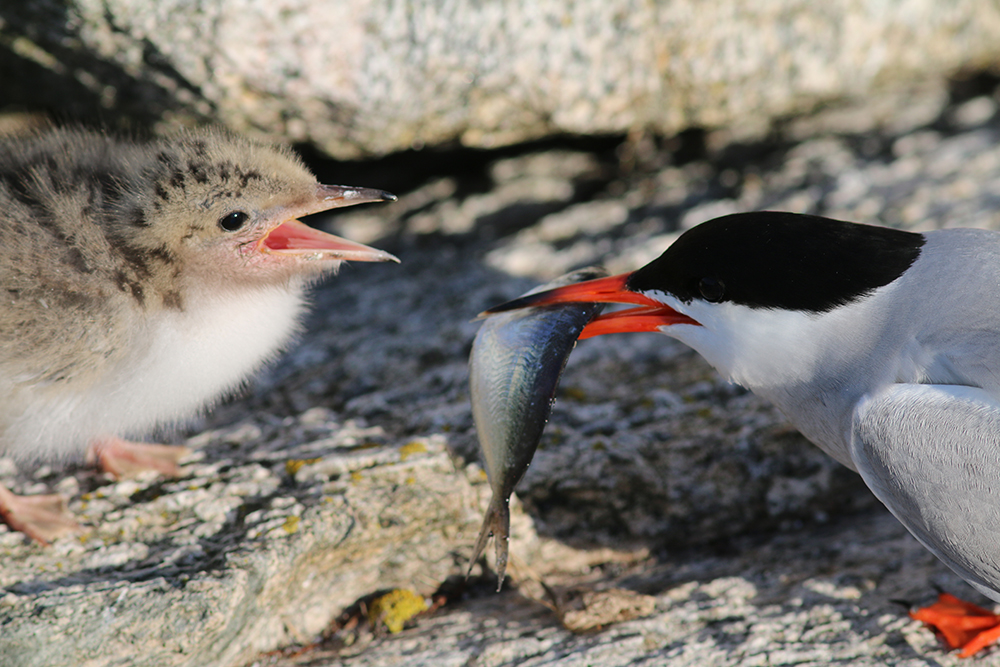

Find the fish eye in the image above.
[
  {"left": 698, "top": 277, "right": 725, "bottom": 302},
  {"left": 219, "top": 210, "right": 249, "bottom": 232}
]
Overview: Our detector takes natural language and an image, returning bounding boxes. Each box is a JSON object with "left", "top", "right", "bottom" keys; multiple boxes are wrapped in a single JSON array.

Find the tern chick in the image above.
[{"left": 0, "top": 127, "right": 397, "bottom": 542}]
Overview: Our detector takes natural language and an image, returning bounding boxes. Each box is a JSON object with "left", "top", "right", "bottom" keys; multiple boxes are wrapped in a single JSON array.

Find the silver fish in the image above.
[{"left": 468, "top": 267, "right": 608, "bottom": 589}]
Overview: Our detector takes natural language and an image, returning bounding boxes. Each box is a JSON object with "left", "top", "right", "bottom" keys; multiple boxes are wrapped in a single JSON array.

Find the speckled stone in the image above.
[
  {"left": 2, "top": 2, "right": 1000, "bottom": 157},
  {"left": 6, "top": 81, "right": 1000, "bottom": 666}
]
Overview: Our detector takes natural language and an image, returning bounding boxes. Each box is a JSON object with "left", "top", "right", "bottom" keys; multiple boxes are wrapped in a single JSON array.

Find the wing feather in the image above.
[{"left": 852, "top": 383, "right": 1000, "bottom": 601}]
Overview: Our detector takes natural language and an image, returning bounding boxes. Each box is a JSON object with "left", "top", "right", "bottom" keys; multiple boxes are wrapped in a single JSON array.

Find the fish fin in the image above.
[
  {"left": 467, "top": 513, "right": 494, "bottom": 578},
  {"left": 493, "top": 499, "right": 511, "bottom": 591},
  {"left": 467, "top": 494, "right": 512, "bottom": 591}
]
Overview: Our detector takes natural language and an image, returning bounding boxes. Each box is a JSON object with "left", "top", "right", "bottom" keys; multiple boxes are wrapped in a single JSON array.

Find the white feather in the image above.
[{"left": 7, "top": 284, "right": 307, "bottom": 461}]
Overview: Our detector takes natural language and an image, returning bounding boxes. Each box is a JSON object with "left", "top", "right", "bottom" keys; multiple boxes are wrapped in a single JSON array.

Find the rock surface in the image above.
[
  {"left": 253, "top": 510, "right": 971, "bottom": 667},
  {"left": 5, "top": 78, "right": 1000, "bottom": 665},
  {"left": 1, "top": 2, "right": 1000, "bottom": 157},
  {"left": 0, "top": 424, "right": 488, "bottom": 667}
]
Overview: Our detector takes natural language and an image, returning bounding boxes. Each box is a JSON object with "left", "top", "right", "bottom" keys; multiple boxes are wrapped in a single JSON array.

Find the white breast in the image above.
[
  {"left": 121, "top": 284, "right": 306, "bottom": 423},
  {"left": 8, "top": 284, "right": 307, "bottom": 461}
]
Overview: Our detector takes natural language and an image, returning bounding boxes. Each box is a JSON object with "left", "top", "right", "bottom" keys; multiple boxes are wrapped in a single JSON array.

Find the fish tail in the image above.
[
  {"left": 467, "top": 512, "right": 494, "bottom": 578},
  {"left": 492, "top": 500, "right": 511, "bottom": 591},
  {"left": 467, "top": 495, "right": 512, "bottom": 591}
]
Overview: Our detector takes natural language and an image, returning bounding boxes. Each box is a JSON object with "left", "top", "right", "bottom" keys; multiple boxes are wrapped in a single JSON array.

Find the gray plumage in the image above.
[
  {"left": 482, "top": 214, "right": 1000, "bottom": 652},
  {"left": 632, "top": 227, "right": 1000, "bottom": 606}
]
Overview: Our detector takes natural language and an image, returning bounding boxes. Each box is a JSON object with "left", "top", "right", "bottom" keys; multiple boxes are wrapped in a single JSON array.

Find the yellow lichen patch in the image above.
[
  {"left": 284, "top": 457, "right": 322, "bottom": 475},
  {"left": 368, "top": 589, "right": 428, "bottom": 633},
  {"left": 399, "top": 441, "right": 427, "bottom": 461},
  {"left": 350, "top": 471, "right": 364, "bottom": 483},
  {"left": 282, "top": 516, "right": 300, "bottom": 535}
]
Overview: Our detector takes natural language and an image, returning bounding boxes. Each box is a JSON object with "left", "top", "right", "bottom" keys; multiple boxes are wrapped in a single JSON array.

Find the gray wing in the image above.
[{"left": 851, "top": 383, "right": 1000, "bottom": 602}]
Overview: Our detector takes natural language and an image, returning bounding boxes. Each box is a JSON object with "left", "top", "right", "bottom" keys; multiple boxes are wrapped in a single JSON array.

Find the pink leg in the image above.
[
  {"left": 87, "top": 436, "right": 190, "bottom": 479},
  {"left": 0, "top": 483, "right": 79, "bottom": 545}
]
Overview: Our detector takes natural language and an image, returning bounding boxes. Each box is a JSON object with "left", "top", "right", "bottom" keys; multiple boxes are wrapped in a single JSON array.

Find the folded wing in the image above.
[{"left": 852, "top": 383, "right": 1000, "bottom": 601}]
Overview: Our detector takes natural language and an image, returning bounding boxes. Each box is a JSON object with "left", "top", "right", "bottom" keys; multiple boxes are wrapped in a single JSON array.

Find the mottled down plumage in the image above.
[{"left": 0, "top": 127, "right": 396, "bottom": 464}]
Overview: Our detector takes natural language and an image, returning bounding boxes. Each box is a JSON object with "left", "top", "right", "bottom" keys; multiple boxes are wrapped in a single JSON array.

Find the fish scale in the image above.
[{"left": 467, "top": 266, "right": 608, "bottom": 589}]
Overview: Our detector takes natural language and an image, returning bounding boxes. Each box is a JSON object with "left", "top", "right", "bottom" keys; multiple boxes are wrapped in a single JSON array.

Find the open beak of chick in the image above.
[{"left": 258, "top": 184, "right": 399, "bottom": 263}]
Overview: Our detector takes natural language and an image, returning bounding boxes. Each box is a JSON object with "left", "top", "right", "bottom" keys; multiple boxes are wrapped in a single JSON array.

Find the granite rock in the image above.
[
  {"left": 1, "top": 2, "right": 999, "bottom": 157},
  {"left": 5, "top": 79, "right": 1000, "bottom": 665}
]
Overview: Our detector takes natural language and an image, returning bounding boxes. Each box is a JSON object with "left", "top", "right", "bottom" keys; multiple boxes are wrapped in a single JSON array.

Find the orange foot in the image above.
[
  {"left": 0, "top": 483, "right": 79, "bottom": 545},
  {"left": 87, "top": 436, "right": 190, "bottom": 479},
  {"left": 910, "top": 591, "right": 1000, "bottom": 657}
]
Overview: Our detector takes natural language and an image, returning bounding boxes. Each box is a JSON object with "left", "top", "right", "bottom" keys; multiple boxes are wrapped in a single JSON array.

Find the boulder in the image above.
[{"left": 1, "top": 1, "right": 999, "bottom": 157}]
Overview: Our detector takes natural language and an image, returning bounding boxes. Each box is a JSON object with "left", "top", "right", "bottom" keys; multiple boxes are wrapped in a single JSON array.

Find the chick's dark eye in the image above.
[
  {"left": 219, "top": 210, "right": 249, "bottom": 232},
  {"left": 698, "top": 277, "right": 725, "bottom": 302}
]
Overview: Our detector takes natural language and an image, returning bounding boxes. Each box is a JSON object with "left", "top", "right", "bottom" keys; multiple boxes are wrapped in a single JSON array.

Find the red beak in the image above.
[
  {"left": 259, "top": 184, "right": 399, "bottom": 262},
  {"left": 261, "top": 218, "right": 398, "bottom": 262},
  {"left": 482, "top": 273, "right": 699, "bottom": 339}
]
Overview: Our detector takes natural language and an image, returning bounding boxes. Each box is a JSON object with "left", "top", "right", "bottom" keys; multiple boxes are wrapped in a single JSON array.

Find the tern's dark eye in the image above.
[
  {"left": 698, "top": 277, "right": 725, "bottom": 302},
  {"left": 219, "top": 210, "right": 249, "bottom": 232}
]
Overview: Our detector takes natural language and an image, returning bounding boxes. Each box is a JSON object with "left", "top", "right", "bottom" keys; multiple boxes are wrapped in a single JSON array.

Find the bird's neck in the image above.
[{"left": 661, "top": 293, "right": 895, "bottom": 467}]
